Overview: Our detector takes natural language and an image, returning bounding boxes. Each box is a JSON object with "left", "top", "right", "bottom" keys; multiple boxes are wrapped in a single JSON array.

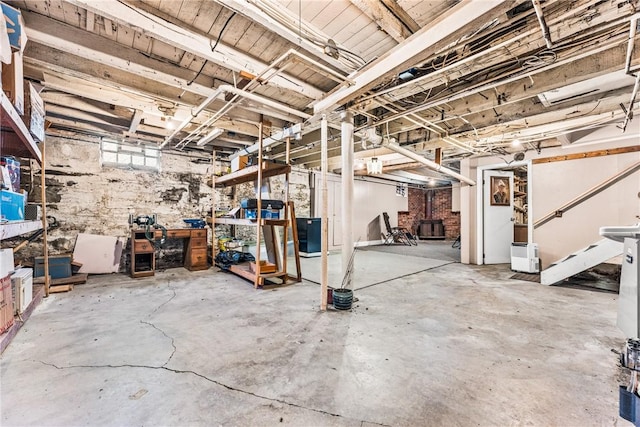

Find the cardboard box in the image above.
[
  {"left": 23, "top": 82, "right": 45, "bottom": 142},
  {"left": 34, "top": 254, "right": 72, "bottom": 279},
  {"left": 1, "top": 51, "right": 24, "bottom": 114},
  {"left": 1, "top": 2, "right": 25, "bottom": 51},
  {"left": 0, "top": 189, "right": 25, "bottom": 221},
  {"left": 0, "top": 157, "right": 20, "bottom": 193},
  {"left": 0, "top": 275, "right": 14, "bottom": 334},
  {"left": 231, "top": 156, "right": 249, "bottom": 172}
]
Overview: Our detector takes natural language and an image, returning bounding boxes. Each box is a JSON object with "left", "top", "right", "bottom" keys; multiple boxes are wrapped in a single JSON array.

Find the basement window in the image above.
[{"left": 101, "top": 140, "right": 160, "bottom": 172}]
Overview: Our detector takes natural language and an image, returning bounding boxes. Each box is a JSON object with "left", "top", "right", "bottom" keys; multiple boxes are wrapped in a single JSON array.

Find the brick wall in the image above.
[
  {"left": 398, "top": 187, "right": 460, "bottom": 240},
  {"left": 398, "top": 187, "right": 425, "bottom": 233}
]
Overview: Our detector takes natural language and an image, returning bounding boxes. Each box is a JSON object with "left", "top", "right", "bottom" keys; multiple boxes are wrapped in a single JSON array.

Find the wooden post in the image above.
[
  {"left": 211, "top": 149, "right": 216, "bottom": 266},
  {"left": 435, "top": 147, "right": 442, "bottom": 165},
  {"left": 254, "top": 120, "right": 263, "bottom": 288},
  {"left": 282, "top": 136, "right": 290, "bottom": 282},
  {"left": 40, "top": 139, "right": 49, "bottom": 297},
  {"left": 289, "top": 201, "right": 302, "bottom": 282}
]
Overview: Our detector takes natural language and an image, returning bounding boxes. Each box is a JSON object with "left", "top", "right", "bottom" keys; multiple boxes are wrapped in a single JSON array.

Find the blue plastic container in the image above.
[
  {"left": 244, "top": 209, "right": 280, "bottom": 220},
  {"left": 0, "top": 190, "right": 25, "bottom": 221},
  {"left": 183, "top": 219, "right": 205, "bottom": 228}
]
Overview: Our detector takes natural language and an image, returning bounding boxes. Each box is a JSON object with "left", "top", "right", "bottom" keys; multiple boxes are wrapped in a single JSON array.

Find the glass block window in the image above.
[{"left": 101, "top": 140, "right": 160, "bottom": 172}]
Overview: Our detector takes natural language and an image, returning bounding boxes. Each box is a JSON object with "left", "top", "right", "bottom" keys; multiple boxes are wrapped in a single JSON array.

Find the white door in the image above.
[{"left": 483, "top": 170, "right": 514, "bottom": 264}]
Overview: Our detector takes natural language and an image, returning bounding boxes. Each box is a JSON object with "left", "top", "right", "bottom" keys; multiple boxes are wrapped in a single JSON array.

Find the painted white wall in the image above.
[
  {"left": 313, "top": 172, "right": 408, "bottom": 250},
  {"left": 532, "top": 148, "right": 639, "bottom": 268},
  {"left": 461, "top": 138, "right": 640, "bottom": 266}
]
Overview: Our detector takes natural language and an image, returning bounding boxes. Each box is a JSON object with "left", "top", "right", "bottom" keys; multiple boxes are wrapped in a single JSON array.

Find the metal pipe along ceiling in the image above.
[
  {"left": 218, "top": 85, "right": 311, "bottom": 120},
  {"left": 162, "top": 47, "right": 340, "bottom": 150},
  {"left": 386, "top": 143, "right": 476, "bottom": 186}
]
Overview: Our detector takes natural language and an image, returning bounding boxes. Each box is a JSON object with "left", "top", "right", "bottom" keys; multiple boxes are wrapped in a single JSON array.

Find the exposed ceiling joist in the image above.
[
  {"left": 213, "top": 0, "right": 348, "bottom": 73},
  {"left": 65, "top": 0, "right": 325, "bottom": 100},
  {"left": 85, "top": 10, "right": 94, "bottom": 32},
  {"left": 128, "top": 109, "right": 143, "bottom": 133},
  {"left": 349, "top": 0, "right": 412, "bottom": 42},
  {"left": 22, "top": 44, "right": 296, "bottom": 127},
  {"left": 38, "top": 73, "right": 262, "bottom": 138},
  {"left": 313, "top": 0, "right": 511, "bottom": 113},
  {"left": 379, "top": 0, "right": 420, "bottom": 33}
]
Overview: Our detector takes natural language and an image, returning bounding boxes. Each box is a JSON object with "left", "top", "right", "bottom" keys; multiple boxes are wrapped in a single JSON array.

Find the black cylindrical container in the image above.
[{"left": 332, "top": 288, "right": 353, "bottom": 310}]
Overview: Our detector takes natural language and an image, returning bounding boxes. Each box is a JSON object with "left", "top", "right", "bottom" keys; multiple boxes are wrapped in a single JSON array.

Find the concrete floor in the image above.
[{"left": 0, "top": 242, "right": 629, "bottom": 426}]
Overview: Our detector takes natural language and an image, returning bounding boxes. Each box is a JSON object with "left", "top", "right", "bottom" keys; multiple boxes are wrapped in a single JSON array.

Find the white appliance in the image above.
[
  {"left": 599, "top": 224, "right": 640, "bottom": 338},
  {"left": 0, "top": 248, "right": 14, "bottom": 278},
  {"left": 10, "top": 268, "right": 32, "bottom": 315},
  {"left": 511, "top": 243, "right": 540, "bottom": 273}
]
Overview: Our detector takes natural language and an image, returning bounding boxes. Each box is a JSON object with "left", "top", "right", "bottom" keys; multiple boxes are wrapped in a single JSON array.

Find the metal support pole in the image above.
[
  {"left": 320, "top": 115, "right": 329, "bottom": 311},
  {"left": 341, "top": 111, "right": 354, "bottom": 290}
]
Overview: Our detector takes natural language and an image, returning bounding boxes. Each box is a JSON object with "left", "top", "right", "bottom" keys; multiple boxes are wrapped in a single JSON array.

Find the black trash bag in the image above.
[{"left": 215, "top": 250, "right": 255, "bottom": 271}]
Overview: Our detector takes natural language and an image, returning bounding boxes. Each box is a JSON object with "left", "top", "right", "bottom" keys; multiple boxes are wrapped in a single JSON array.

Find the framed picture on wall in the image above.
[{"left": 490, "top": 176, "right": 510, "bottom": 206}]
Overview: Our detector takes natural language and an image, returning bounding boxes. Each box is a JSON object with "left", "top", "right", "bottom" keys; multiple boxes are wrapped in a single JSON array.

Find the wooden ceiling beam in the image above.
[
  {"left": 23, "top": 46, "right": 294, "bottom": 127},
  {"left": 379, "top": 42, "right": 633, "bottom": 136},
  {"left": 313, "top": 0, "right": 513, "bottom": 113},
  {"left": 379, "top": 0, "right": 420, "bottom": 33},
  {"left": 85, "top": 10, "right": 95, "bottom": 32},
  {"left": 38, "top": 72, "right": 262, "bottom": 138},
  {"left": 351, "top": 0, "right": 632, "bottom": 111},
  {"left": 22, "top": 12, "right": 220, "bottom": 100},
  {"left": 213, "top": 0, "right": 348, "bottom": 73},
  {"left": 129, "top": 109, "right": 143, "bottom": 134},
  {"left": 65, "top": 0, "right": 325, "bottom": 100},
  {"left": 350, "top": 0, "right": 411, "bottom": 42}
]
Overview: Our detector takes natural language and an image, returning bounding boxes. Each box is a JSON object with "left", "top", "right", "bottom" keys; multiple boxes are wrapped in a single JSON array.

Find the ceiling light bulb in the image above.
[
  {"left": 511, "top": 139, "right": 522, "bottom": 147},
  {"left": 165, "top": 118, "right": 174, "bottom": 130}
]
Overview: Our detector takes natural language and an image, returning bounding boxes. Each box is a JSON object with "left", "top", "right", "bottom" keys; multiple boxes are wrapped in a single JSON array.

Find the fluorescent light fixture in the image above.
[
  {"left": 197, "top": 127, "right": 224, "bottom": 146},
  {"left": 366, "top": 157, "right": 383, "bottom": 174}
]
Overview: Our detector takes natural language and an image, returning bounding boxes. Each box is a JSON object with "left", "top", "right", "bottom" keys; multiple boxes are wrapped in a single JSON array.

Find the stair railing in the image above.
[{"left": 534, "top": 160, "right": 640, "bottom": 229}]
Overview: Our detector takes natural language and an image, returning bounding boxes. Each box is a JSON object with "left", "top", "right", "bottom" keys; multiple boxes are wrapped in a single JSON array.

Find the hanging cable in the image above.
[{"left": 187, "top": 12, "right": 237, "bottom": 86}]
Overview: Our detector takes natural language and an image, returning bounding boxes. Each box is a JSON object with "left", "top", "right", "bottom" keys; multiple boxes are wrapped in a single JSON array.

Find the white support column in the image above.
[
  {"left": 341, "top": 111, "right": 355, "bottom": 289},
  {"left": 320, "top": 115, "right": 329, "bottom": 311}
]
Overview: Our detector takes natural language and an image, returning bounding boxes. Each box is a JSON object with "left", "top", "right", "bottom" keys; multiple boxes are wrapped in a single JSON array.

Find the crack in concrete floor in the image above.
[
  {"left": 355, "top": 261, "right": 457, "bottom": 291},
  {"left": 149, "top": 279, "right": 177, "bottom": 316},
  {"left": 139, "top": 320, "right": 176, "bottom": 367},
  {"left": 33, "top": 278, "right": 390, "bottom": 426},
  {"left": 139, "top": 281, "right": 178, "bottom": 367},
  {"left": 35, "top": 360, "right": 390, "bottom": 426}
]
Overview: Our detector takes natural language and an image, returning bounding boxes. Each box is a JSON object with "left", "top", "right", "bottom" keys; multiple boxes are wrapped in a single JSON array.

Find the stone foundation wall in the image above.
[{"left": 14, "top": 133, "right": 213, "bottom": 271}]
